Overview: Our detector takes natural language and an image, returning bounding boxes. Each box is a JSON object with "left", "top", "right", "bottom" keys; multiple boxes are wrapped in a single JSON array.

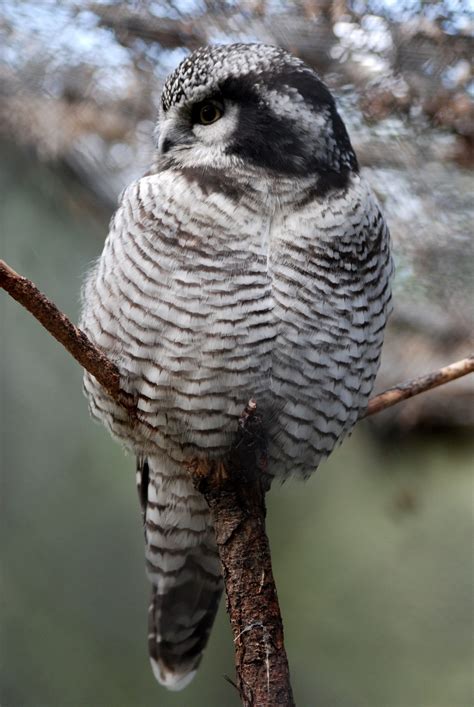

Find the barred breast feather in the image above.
[
  {"left": 82, "top": 166, "right": 392, "bottom": 474},
  {"left": 80, "top": 164, "right": 392, "bottom": 687}
]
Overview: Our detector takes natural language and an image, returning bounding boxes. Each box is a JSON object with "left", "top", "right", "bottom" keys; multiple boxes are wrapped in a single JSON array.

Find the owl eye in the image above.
[{"left": 196, "top": 101, "right": 223, "bottom": 125}]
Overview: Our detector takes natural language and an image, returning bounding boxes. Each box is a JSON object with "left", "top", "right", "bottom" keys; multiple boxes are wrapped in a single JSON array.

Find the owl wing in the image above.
[
  {"left": 81, "top": 174, "right": 225, "bottom": 691},
  {"left": 268, "top": 175, "right": 393, "bottom": 478}
]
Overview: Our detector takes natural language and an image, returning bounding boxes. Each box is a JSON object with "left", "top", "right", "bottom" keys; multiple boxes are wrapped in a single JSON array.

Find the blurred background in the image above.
[{"left": 1, "top": 1, "right": 473, "bottom": 706}]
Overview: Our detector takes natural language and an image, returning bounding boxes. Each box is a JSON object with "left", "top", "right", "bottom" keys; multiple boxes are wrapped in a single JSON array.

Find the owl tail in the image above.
[{"left": 137, "top": 455, "right": 223, "bottom": 691}]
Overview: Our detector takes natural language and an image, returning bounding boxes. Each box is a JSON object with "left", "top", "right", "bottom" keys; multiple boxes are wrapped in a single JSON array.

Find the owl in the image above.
[{"left": 80, "top": 43, "right": 393, "bottom": 691}]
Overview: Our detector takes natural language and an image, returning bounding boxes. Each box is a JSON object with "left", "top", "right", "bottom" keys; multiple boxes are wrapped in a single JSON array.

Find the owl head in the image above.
[{"left": 156, "top": 43, "right": 358, "bottom": 182}]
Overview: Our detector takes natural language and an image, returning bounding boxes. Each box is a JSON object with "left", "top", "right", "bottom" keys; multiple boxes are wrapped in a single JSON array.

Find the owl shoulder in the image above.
[
  {"left": 336, "top": 172, "right": 390, "bottom": 247},
  {"left": 111, "top": 170, "right": 180, "bottom": 231}
]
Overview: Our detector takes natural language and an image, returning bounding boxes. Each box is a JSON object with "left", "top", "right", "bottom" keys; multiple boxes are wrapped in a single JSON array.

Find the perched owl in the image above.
[{"left": 80, "top": 43, "right": 393, "bottom": 691}]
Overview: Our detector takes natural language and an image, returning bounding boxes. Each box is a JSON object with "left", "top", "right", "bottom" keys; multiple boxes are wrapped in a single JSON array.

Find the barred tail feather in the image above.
[
  {"left": 138, "top": 455, "right": 223, "bottom": 691},
  {"left": 148, "top": 566, "right": 222, "bottom": 690}
]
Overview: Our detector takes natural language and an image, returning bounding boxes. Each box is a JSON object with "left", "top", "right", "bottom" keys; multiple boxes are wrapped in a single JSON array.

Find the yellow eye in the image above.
[{"left": 198, "top": 102, "right": 223, "bottom": 125}]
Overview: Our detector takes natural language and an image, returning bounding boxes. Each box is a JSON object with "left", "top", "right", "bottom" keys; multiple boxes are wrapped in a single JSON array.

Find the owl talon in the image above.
[
  {"left": 185, "top": 457, "right": 229, "bottom": 485},
  {"left": 184, "top": 456, "right": 209, "bottom": 479},
  {"left": 214, "top": 460, "right": 228, "bottom": 484}
]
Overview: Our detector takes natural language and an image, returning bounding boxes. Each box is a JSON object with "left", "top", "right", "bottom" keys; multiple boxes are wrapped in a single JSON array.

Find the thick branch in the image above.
[{"left": 190, "top": 402, "right": 294, "bottom": 706}]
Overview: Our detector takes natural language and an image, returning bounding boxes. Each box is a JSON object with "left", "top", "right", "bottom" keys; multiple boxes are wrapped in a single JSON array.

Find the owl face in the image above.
[{"left": 156, "top": 43, "right": 358, "bottom": 180}]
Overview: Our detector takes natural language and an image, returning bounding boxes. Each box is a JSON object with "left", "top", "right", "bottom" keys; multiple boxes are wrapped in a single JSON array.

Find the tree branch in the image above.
[
  {"left": 0, "top": 260, "right": 136, "bottom": 415},
  {"left": 1, "top": 257, "right": 472, "bottom": 706},
  {"left": 1, "top": 260, "right": 471, "bottom": 421},
  {"left": 364, "top": 356, "right": 474, "bottom": 417},
  {"left": 189, "top": 401, "right": 295, "bottom": 706}
]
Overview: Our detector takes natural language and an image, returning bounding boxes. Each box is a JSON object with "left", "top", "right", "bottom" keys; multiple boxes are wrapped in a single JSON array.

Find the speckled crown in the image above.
[{"left": 161, "top": 43, "right": 306, "bottom": 111}]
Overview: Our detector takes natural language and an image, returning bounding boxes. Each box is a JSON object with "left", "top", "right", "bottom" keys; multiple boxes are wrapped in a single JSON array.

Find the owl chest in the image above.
[
  {"left": 112, "top": 197, "right": 359, "bottom": 364},
  {"left": 108, "top": 203, "right": 278, "bottom": 381}
]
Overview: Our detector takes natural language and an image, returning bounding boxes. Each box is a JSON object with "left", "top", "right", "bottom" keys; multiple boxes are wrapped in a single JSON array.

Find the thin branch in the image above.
[
  {"left": 364, "top": 356, "right": 474, "bottom": 417},
  {"left": 1, "top": 259, "right": 472, "bottom": 420},
  {"left": 0, "top": 260, "right": 136, "bottom": 415}
]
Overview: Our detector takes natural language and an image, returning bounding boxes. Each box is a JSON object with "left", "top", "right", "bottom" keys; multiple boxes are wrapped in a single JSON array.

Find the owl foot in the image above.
[
  {"left": 184, "top": 456, "right": 210, "bottom": 480},
  {"left": 186, "top": 399, "right": 268, "bottom": 492},
  {"left": 185, "top": 457, "right": 229, "bottom": 488},
  {"left": 213, "top": 459, "right": 229, "bottom": 484}
]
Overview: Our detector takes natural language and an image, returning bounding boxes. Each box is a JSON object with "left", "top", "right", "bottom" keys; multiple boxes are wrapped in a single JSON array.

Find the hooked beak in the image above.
[
  {"left": 160, "top": 137, "right": 174, "bottom": 154},
  {"left": 157, "top": 113, "right": 193, "bottom": 156}
]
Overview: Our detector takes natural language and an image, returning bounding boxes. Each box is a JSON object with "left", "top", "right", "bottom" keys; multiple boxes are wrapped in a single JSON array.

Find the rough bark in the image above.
[{"left": 191, "top": 401, "right": 295, "bottom": 706}]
